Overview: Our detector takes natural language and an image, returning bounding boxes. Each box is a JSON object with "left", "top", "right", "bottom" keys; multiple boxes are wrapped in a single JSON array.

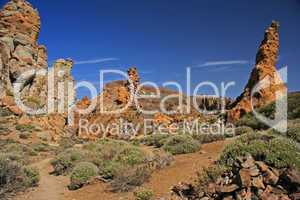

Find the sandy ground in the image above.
[{"left": 11, "top": 139, "right": 233, "bottom": 200}]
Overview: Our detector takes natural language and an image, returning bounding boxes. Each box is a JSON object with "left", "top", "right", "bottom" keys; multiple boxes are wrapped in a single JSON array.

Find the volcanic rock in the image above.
[{"left": 228, "top": 21, "right": 287, "bottom": 121}]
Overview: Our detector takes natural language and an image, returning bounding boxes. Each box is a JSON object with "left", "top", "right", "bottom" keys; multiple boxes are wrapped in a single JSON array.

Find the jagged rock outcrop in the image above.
[
  {"left": 116, "top": 67, "right": 140, "bottom": 105},
  {"left": 0, "top": 0, "right": 76, "bottom": 141},
  {"left": 228, "top": 21, "right": 287, "bottom": 122},
  {"left": 0, "top": 0, "right": 48, "bottom": 98},
  {"left": 0, "top": 0, "right": 76, "bottom": 115}
]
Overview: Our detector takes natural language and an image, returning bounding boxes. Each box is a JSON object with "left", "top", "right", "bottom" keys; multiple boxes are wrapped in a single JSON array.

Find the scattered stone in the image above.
[
  {"left": 264, "top": 169, "right": 279, "bottom": 185},
  {"left": 220, "top": 184, "right": 239, "bottom": 193},
  {"left": 239, "top": 169, "right": 252, "bottom": 187}
]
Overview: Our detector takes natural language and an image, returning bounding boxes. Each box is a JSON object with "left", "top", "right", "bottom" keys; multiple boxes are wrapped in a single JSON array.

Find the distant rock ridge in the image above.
[{"left": 228, "top": 21, "right": 287, "bottom": 122}]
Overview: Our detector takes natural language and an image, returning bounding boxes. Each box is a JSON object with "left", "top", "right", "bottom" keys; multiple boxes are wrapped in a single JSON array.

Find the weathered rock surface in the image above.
[
  {"left": 228, "top": 21, "right": 287, "bottom": 121},
  {"left": 0, "top": 0, "right": 76, "bottom": 141},
  {"left": 0, "top": 0, "right": 48, "bottom": 98}
]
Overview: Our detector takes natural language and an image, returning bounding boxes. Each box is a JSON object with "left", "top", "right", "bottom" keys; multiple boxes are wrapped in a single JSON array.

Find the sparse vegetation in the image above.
[
  {"left": 51, "top": 148, "right": 87, "bottom": 175},
  {"left": 192, "top": 133, "right": 225, "bottom": 144},
  {"left": 0, "top": 153, "right": 40, "bottom": 198},
  {"left": 234, "top": 126, "right": 253, "bottom": 135},
  {"left": 195, "top": 165, "right": 228, "bottom": 192},
  {"left": 0, "top": 140, "right": 38, "bottom": 160},
  {"left": 111, "top": 165, "right": 151, "bottom": 192},
  {"left": 236, "top": 92, "right": 300, "bottom": 130},
  {"left": 141, "top": 134, "right": 170, "bottom": 148},
  {"left": 134, "top": 189, "right": 154, "bottom": 200},
  {"left": 163, "top": 135, "right": 201, "bottom": 155},
  {"left": 16, "top": 124, "right": 35, "bottom": 132},
  {"left": 51, "top": 139, "right": 172, "bottom": 191}
]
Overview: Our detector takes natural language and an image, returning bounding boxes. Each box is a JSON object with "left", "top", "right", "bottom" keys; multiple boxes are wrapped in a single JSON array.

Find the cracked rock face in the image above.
[
  {"left": 228, "top": 21, "right": 287, "bottom": 122},
  {"left": 0, "top": 0, "right": 48, "bottom": 99}
]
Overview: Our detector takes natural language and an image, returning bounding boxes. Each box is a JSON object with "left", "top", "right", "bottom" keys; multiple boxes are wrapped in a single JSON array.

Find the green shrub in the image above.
[
  {"left": 134, "top": 189, "right": 154, "bottom": 200},
  {"left": 58, "top": 137, "right": 76, "bottom": 150},
  {"left": 141, "top": 134, "right": 170, "bottom": 148},
  {"left": 0, "top": 142, "right": 38, "bottom": 159},
  {"left": 163, "top": 135, "right": 201, "bottom": 155},
  {"left": 31, "top": 143, "right": 52, "bottom": 152},
  {"left": 111, "top": 165, "right": 151, "bottom": 192},
  {"left": 192, "top": 133, "right": 225, "bottom": 144},
  {"left": 219, "top": 133, "right": 300, "bottom": 169},
  {"left": 69, "top": 162, "right": 99, "bottom": 190},
  {"left": 236, "top": 114, "right": 267, "bottom": 130},
  {"left": 23, "top": 167, "right": 40, "bottom": 187},
  {"left": 16, "top": 124, "right": 35, "bottom": 132},
  {"left": 236, "top": 92, "right": 300, "bottom": 129},
  {"left": 235, "top": 126, "right": 253, "bottom": 136},
  {"left": 51, "top": 148, "right": 87, "bottom": 175},
  {"left": 114, "top": 146, "right": 146, "bottom": 166},
  {"left": 286, "top": 120, "right": 300, "bottom": 143},
  {"left": 195, "top": 165, "right": 228, "bottom": 191}
]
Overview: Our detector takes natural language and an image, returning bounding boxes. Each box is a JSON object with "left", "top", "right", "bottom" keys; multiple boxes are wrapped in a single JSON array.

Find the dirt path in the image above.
[
  {"left": 65, "top": 139, "right": 233, "bottom": 200},
  {"left": 12, "top": 158, "right": 69, "bottom": 200},
  {"left": 11, "top": 139, "right": 233, "bottom": 200}
]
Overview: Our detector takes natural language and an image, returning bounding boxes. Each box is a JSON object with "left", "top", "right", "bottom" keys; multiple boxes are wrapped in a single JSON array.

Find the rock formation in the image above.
[
  {"left": 228, "top": 21, "right": 287, "bottom": 122},
  {"left": 116, "top": 67, "right": 140, "bottom": 105},
  {"left": 0, "top": 0, "right": 48, "bottom": 99},
  {"left": 0, "top": 0, "right": 76, "bottom": 141},
  {"left": 0, "top": 0, "right": 76, "bottom": 115}
]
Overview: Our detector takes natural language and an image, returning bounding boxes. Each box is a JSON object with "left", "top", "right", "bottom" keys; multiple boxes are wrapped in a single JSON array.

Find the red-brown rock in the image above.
[{"left": 228, "top": 21, "right": 287, "bottom": 121}]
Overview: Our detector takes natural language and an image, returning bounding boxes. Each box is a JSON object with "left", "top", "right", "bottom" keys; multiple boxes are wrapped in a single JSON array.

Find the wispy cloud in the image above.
[
  {"left": 74, "top": 57, "right": 119, "bottom": 65},
  {"left": 197, "top": 60, "right": 249, "bottom": 68}
]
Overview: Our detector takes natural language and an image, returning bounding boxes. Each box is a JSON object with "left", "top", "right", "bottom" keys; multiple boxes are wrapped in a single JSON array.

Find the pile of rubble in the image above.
[{"left": 172, "top": 155, "right": 300, "bottom": 200}]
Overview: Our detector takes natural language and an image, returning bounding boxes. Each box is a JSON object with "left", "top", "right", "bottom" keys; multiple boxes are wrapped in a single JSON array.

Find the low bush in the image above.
[
  {"left": 111, "top": 165, "right": 151, "bottom": 192},
  {"left": 286, "top": 120, "right": 300, "bottom": 143},
  {"left": 192, "top": 133, "right": 225, "bottom": 144},
  {"left": 0, "top": 141, "right": 38, "bottom": 160},
  {"left": 195, "top": 165, "right": 228, "bottom": 192},
  {"left": 141, "top": 134, "right": 170, "bottom": 148},
  {"left": 236, "top": 92, "right": 300, "bottom": 130},
  {"left": 235, "top": 126, "right": 253, "bottom": 136},
  {"left": 134, "top": 189, "right": 154, "bottom": 200},
  {"left": 0, "top": 153, "right": 40, "bottom": 198},
  {"left": 31, "top": 142, "right": 53, "bottom": 152},
  {"left": 58, "top": 137, "right": 76, "bottom": 150},
  {"left": 52, "top": 139, "right": 172, "bottom": 191},
  {"left": 69, "top": 162, "right": 99, "bottom": 190},
  {"left": 114, "top": 146, "right": 146, "bottom": 166},
  {"left": 51, "top": 148, "right": 87, "bottom": 175},
  {"left": 163, "top": 135, "right": 201, "bottom": 155},
  {"left": 219, "top": 133, "right": 300, "bottom": 170}
]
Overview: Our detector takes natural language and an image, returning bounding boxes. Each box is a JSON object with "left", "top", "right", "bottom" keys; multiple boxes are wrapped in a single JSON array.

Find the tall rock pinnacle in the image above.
[{"left": 228, "top": 21, "right": 287, "bottom": 121}]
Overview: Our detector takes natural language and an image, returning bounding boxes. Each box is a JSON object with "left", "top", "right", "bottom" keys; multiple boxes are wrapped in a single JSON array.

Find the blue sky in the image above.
[{"left": 1, "top": 0, "right": 299, "bottom": 99}]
